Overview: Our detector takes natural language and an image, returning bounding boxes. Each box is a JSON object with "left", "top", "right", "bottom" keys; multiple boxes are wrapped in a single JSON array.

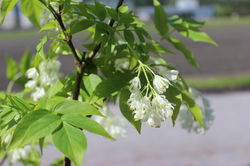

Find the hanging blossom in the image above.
[
  {"left": 3, "top": 134, "right": 33, "bottom": 165},
  {"left": 127, "top": 63, "right": 179, "bottom": 128},
  {"left": 179, "top": 88, "right": 214, "bottom": 134},
  {"left": 94, "top": 105, "right": 127, "bottom": 138},
  {"left": 25, "top": 59, "right": 61, "bottom": 101}
]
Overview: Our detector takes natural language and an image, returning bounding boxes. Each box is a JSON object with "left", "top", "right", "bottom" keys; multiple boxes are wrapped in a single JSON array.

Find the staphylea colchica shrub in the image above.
[{"left": 0, "top": 0, "right": 215, "bottom": 165}]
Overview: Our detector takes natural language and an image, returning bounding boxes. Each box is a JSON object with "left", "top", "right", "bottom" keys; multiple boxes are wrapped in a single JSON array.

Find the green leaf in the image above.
[
  {"left": 106, "top": 7, "right": 119, "bottom": 21},
  {"left": 124, "top": 30, "right": 135, "bottom": 45},
  {"left": 40, "top": 20, "right": 57, "bottom": 32},
  {"left": 5, "top": 56, "right": 18, "bottom": 80},
  {"left": 180, "top": 29, "right": 218, "bottom": 46},
  {"left": 94, "top": 0, "right": 106, "bottom": 21},
  {"left": 20, "top": 0, "right": 43, "bottom": 27},
  {"left": 83, "top": 74, "right": 102, "bottom": 95},
  {"left": 94, "top": 73, "right": 133, "bottom": 97},
  {"left": 47, "top": 81, "right": 64, "bottom": 98},
  {"left": 36, "top": 97, "right": 66, "bottom": 111},
  {"left": 120, "top": 13, "right": 134, "bottom": 24},
  {"left": 119, "top": 88, "right": 141, "bottom": 133},
  {"left": 165, "top": 86, "right": 182, "bottom": 126},
  {"left": 69, "top": 19, "right": 95, "bottom": 34},
  {"left": 62, "top": 114, "right": 114, "bottom": 140},
  {"left": 6, "top": 95, "right": 32, "bottom": 113},
  {"left": 0, "top": 0, "right": 19, "bottom": 26},
  {"left": 118, "top": 6, "right": 128, "bottom": 13},
  {"left": 19, "top": 49, "right": 31, "bottom": 75},
  {"left": 52, "top": 123, "right": 87, "bottom": 166},
  {"left": 54, "top": 100, "right": 103, "bottom": 116},
  {"left": 166, "top": 36, "right": 199, "bottom": 69},
  {"left": 182, "top": 91, "right": 204, "bottom": 127},
  {"left": 153, "top": 0, "right": 168, "bottom": 36},
  {"left": 50, "top": 157, "right": 64, "bottom": 166},
  {"left": 36, "top": 36, "right": 48, "bottom": 54},
  {"left": 10, "top": 110, "right": 61, "bottom": 148}
]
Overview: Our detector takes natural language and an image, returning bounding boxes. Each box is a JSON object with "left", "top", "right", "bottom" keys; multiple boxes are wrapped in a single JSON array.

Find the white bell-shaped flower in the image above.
[
  {"left": 164, "top": 70, "right": 179, "bottom": 82},
  {"left": 129, "top": 77, "right": 141, "bottom": 92},
  {"left": 153, "top": 75, "right": 170, "bottom": 94},
  {"left": 26, "top": 68, "right": 39, "bottom": 80},
  {"left": 95, "top": 105, "right": 127, "bottom": 138},
  {"left": 146, "top": 113, "right": 162, "bottom": 128},
  {"left": 31, "top": 87, "right": 46, "bottom": 101},
  {"left": 128, "top": 90, "right": 142, "bottom": 111},
  {"left": 25, "top": 80, "right": 37, "bottom": 89},
  {"left": 133, "top": 96, "right": 151, "bottom": 121},
  {"left": 153, "top": 95, "right": 173, "bottom": 119}
]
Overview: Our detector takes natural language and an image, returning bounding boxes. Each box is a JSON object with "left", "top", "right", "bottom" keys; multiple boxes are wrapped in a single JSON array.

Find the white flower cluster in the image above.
[
  {"left": 95, "top": 105, "right": 127, "bottom": 138},
  {"left": 128, "top": 70, "right": 179, "bottom": 128},
  {"left": 179, "top": 88, "right": 214, "bottom": 134},
  {"left": 25, "top": 59, "right": 61, "bottom": 101},
  {"left": 3, "top": 134, "right": 32, "bottom": 164},
  {"left": 8, "top": 145, "right": 33, "bottom": 164}
]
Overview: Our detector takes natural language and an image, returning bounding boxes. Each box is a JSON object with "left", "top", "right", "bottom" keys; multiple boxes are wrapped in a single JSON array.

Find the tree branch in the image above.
[
  {"left": 41, "top": 1, "right": 125, "bottom": 166},
  {"left": 87, "top": 0, "right": 124, "bottom": 60},
  {"left": 46, "top": 4, "right": 81, "bottom": 64}
]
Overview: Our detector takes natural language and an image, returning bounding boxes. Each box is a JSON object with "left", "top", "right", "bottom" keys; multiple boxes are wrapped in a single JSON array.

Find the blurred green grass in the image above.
[
  {"left": 205, "top": 16, "right": 250, "bottom": 27},
  {"left": 186, "top": 75, "right": 250, "bottom": 91},
  {"left": 0, "top": 29, "right": 41, "bottom": 40}
]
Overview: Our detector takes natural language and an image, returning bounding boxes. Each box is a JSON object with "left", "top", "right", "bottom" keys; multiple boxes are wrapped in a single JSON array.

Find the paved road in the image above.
[
  {"left": 1, "top": 25, "right": 250, "bottom": 90},
  {"left": 37, "top": 91, "right": 250, "bottom": 166}
]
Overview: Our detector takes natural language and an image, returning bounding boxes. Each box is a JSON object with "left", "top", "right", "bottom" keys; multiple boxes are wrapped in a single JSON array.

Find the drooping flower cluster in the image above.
[
  {"left": 3, "top": 134, "right": 33, "bottom": 164},
  {"left": 179, "top": 88, "right": 214, "bottom": 134},
  {"left": 128, "top": 68, "right": 179, "bottom": 128},
  {"left": 25, "top": 59, "right": 61, "bottom": 101},
  {"left": 94, "top": 105, "right": 127, "bottom": 138}
]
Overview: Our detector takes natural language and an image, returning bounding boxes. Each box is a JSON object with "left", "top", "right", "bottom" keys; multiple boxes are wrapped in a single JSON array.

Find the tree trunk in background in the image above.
[{"left": 14, "top": 5, "right": 21, "bottom": 29}]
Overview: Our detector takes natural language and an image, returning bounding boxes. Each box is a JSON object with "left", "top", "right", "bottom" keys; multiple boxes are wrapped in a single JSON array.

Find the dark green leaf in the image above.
[
  {"left": 69, "top": 19, "right": 94, "bottom": 34},
  {"left": 52, "top": 123, "right": 87, "bottom": 166},
  {"left": 62, "top": 113, "right": 114, "bottom": 140},
  {"left": 119, "top": 88, "right": 141, "bottom": 133},
  {"left": 153, "top": 0, "right": 168, "bottom": 36},
  {"left": 166, "top": 36, "right": 199, "bottom": 69},
  {"left": 106, "top": 7, "right": 119, "bottom": 21},
  {"left": 94, "top": 0, "right": 106, "bottom": 21},
  {"left": 120, "top": 13, "right": 134, "bottom": 24},
  {"left": 124, "top": 30, "right": 135, "bottom": 45},
  {"left": 94, "top": 73, "right": 133, "bottom": 97},
  {"left": 181, "top": 29, "right": 218, "bottom": 46}
]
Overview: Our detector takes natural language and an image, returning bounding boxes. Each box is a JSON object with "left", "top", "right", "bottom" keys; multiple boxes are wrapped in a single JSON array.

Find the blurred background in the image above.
[{"left": 0, "top": 0, "right": 250, "bottom": 165}]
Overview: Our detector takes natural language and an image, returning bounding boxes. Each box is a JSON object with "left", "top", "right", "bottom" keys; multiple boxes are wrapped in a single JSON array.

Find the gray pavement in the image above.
[{"left": 38, "top": 91, "right": 250, "bottom": 166}]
